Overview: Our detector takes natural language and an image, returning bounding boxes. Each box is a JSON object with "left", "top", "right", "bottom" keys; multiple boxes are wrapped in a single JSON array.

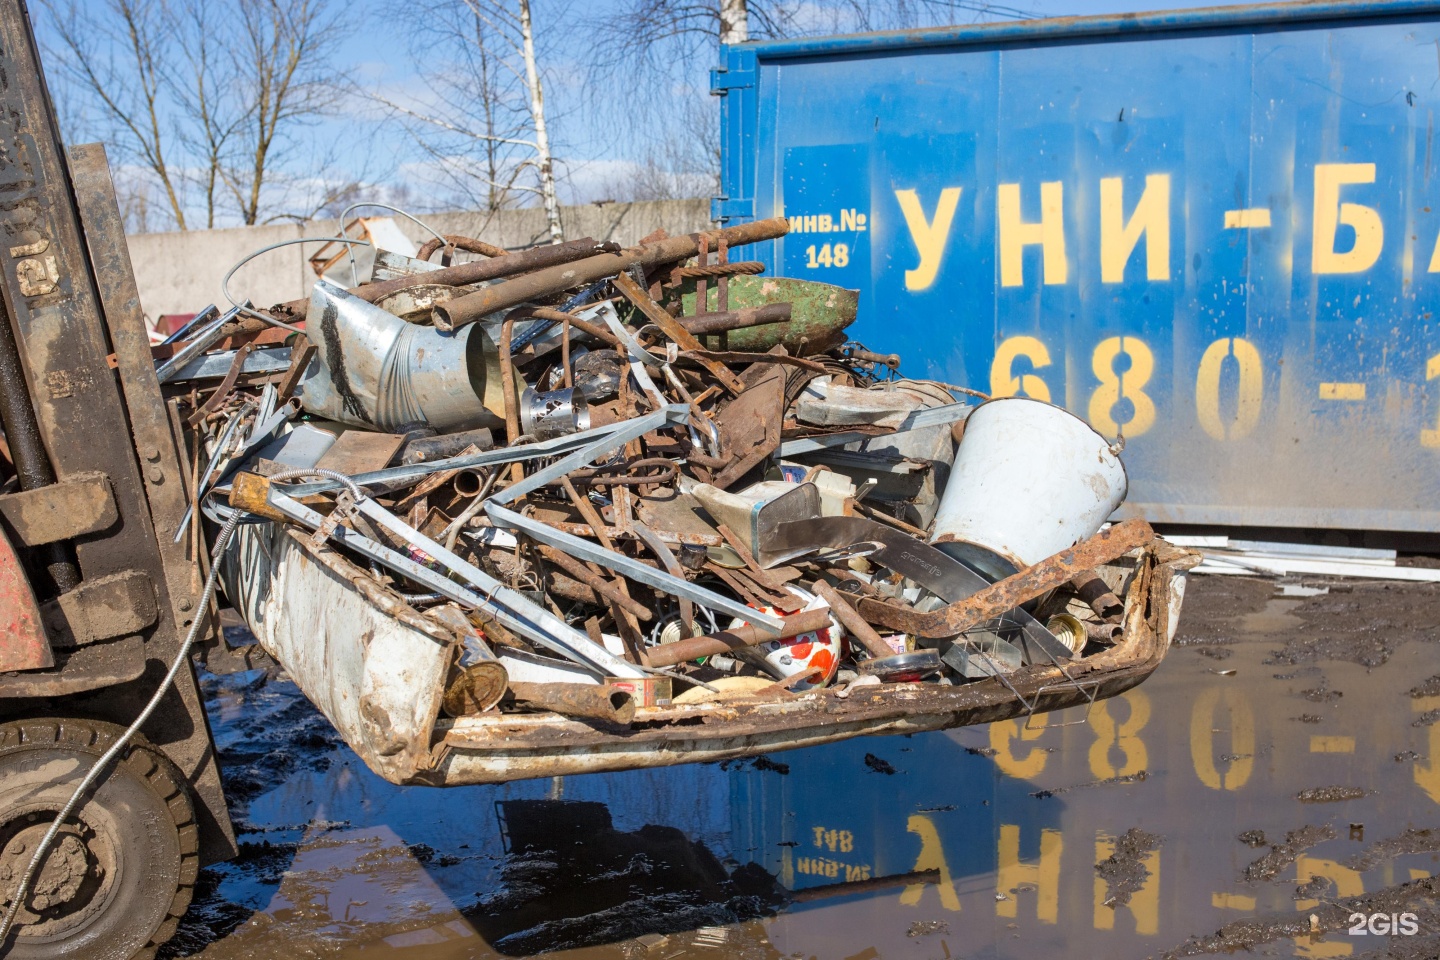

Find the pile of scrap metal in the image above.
[{"left": 161, "top": 216, "right": 1198, "bottom": 786}]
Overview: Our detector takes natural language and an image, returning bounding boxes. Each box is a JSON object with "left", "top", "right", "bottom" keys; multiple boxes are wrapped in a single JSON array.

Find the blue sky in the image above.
[{"left": 40, "top": 0, "right": 1255, "bottom": 227}]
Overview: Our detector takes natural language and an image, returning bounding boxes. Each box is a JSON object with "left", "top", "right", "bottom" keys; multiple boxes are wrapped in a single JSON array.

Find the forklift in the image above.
[{"left": 0, "top": 1, "right": 248, "bottom": 956}]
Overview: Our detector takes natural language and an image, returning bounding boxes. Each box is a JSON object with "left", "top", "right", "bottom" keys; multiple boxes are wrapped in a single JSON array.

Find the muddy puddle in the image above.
[{"left": 163, "top": 576, "right": 1440, "bottom": 959}]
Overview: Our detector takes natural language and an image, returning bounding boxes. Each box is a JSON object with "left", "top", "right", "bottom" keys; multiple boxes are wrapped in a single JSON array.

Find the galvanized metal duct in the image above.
[{"left": 297, "top": 279, "right": 508, "bottom": 432}]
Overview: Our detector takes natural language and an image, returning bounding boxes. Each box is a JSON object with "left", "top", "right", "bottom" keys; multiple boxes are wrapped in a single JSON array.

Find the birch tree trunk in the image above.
[
  {"left": 518, "top": 0, "right": 563, "bottom": 243},
  {"left": 719, "top": 0, "right": 749, "bottom": 44}
]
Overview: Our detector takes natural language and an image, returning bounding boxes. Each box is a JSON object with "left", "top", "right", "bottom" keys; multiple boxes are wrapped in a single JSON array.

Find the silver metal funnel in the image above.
[{"left": 297, "top": 279, "right": 509, "bottom": 432}]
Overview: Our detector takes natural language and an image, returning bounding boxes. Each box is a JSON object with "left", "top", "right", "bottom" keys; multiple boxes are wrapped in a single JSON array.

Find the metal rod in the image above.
[
  {"left": 645, "top": 607, "right": 833, "bottom": 667},
  {"left": 0, "top": 298, "right": 78, "bottom": 592}
]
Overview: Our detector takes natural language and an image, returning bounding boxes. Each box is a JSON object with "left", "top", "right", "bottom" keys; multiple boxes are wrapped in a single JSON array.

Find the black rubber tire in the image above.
[{"left": 0, "top": 718, "right": 197, "bottom": 960}]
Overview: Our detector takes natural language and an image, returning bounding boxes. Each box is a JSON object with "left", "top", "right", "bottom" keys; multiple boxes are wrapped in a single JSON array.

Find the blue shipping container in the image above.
[{"left": 715, "top": 0, "right": 1440, "bottom": 531}]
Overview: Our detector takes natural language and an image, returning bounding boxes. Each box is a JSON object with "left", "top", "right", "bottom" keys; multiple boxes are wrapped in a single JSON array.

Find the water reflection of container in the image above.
[{"left": 931, "top": 397, "right": 1127, "bottom": 580}]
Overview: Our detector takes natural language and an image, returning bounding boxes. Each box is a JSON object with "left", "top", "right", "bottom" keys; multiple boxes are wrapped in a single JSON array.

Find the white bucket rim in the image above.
[{"left": 966, "top": 394, "right": 1130, "bottom": 492}]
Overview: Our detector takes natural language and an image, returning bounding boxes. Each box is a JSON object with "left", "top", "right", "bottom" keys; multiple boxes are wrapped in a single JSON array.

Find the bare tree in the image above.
[
  {"left": 225, "top": 0, "right": 351, "bottom": 225},
  {"left": 371, "top": 0, "right": 567, "bottom": 242},
  {"left": 42, "top": 0, "right": 191, "bottom": 229},
  {"left": 38, "top": 0, "right": 355, "bottom": 230},
  {"left": 581, "top": 0, "right": 1039, "bottom": 201}
]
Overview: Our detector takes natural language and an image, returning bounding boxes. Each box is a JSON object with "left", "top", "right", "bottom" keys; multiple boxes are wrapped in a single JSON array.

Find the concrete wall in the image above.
[{"left": 126, "top": 198, "right": 712, "bottom": 322}]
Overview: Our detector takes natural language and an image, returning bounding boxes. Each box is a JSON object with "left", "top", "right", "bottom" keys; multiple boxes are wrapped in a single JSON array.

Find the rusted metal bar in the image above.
[
  {"left": 416, "top": 234, "right": 507, "bottom": 263},
  {"left": 679, "top": 349, "right": 827, "bottom": 373},
  {"left": 433, "top": 218, "right": 789, "bottom": 332},
  {"left": 856, "top": 518, "right": 1156, "bottom": 638},
  {"left": 811, "top": 581, "right": 893, "bottom": 659},
  {"left": 680, "top": 302, "right": 791, "bottom": 336},
  {"left": 613, "top": 272, "right": 746, "bottom": 394},
  {"left": 507, "top": 681, "right": 637, "bottom": 725},
  {"left": 842, "top": 346, "right": 901, "bottom": 370},
  {"left": 268, "top": 236, "right": 613, "bottom": 322},
  {"left": 0, "top": 298, "right": 77, "bottom": 594},
  {"left": 536, "top": 545, "right": 653, "bottom": 621},
  {"left": 1070, "top": 571, "right": 1124, "bottom": 621},
  {"left": 645, "top": 607, "right": 834, "bottom": 668},
  {"left": 505, "top": 305, "right": 622, "bottom": 347}
]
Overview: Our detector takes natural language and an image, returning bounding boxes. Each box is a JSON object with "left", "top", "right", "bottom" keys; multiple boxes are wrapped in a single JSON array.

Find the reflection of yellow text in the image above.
[
  {"left": 996, "top": 824, "right": 1062, "bottom": 923},
  {"left": 1312, "top": 163, "right": 1383, "bottom": 275},
  {"left": 1195, "top": 337, "right": 1264, "bottom": 441},
  {"left": 990, "top": 713, "right": 1050, "bottom": 780},
  {"left": 1295, "top": 856, "right": 1363, "bottom": 958},
  {"left": 811, "top": 826, "right": 854, "bottom": 853},
  {"left": 989, "top": 335, "right": 1052, "bottom": 402},
  {"left": 1094, "top": 834, "right": 1159, "bottom": 934},
  {"left": 999, "top": 181, "right": 1067, "bottom": 286},
  {"left": 1212, "top": 892, "right": 1257, "bottom": 910},
  {"left": 1089, "top": 690, "right": 1150, "bottom": 779},
  {"left": 1100, "top": 175, "right": 1170, "bottom": 283},
  {"left": 895, "top": 187, "right": 962, "bottom": 291},
  {"left": 1414, "top": 698, "right": 1440, "bottom": 803},
  {"left": 901, "top": 814, "right": 960, "bottom": 911},
  {"left": 1190, "top": 687, "right": 1255, "bottom": 791},
  {"left": 793, "top": 855, "right": 872, "bottom": 882},
  {"left": 1310, "top": 736, "right": 1355, "bottom": 753}
]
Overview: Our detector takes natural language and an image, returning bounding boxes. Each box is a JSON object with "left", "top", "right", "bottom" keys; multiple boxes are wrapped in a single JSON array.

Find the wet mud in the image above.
[{"left": 160, "top": 574, "right": 1440, "bottom": 959}]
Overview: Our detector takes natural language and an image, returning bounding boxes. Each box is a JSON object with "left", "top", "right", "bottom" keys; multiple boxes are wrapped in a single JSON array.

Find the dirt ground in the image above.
[{"left": 160, "top": 572, "right": 1440, "bottom": 960}]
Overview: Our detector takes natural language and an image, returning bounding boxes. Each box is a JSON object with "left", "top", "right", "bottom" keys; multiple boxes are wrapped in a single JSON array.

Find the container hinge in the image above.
[
  {"left": 710, "top": 66, "right": 755, "bottom": 94},
  {"left": 711, "top": 197, "right": 755, "bottom": 222}
]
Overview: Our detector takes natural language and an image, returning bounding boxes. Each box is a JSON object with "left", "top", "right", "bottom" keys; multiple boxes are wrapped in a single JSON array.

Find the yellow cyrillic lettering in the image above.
[
  {"left": 901, "top": 815, "right": 960, "bottom": 911},
  {"left": 1100, "top": 174, "right": 1171, "bottom": 283},
  {"left": 999, "top": 181, "right": 1067, "bottom": 286},
  {"left": 1312, "top": 163, "right": 1383, "bottom": 274},
  {"left": 895, "top": 187, "right": 962, "bottom": 291}
]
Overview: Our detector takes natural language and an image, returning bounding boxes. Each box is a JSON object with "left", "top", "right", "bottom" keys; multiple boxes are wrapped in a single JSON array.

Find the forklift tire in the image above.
[{"left": 0, "top": 718, "right": 198, "bottom": 960}]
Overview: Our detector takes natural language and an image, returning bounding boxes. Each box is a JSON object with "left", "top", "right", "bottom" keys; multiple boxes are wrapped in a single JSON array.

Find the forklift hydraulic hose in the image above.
[
  {"left": 0, "top": 467, "right": 364, "bottom": 945},
  {"left": 0, "top": 505, "right": 240, "bottom": 945}
]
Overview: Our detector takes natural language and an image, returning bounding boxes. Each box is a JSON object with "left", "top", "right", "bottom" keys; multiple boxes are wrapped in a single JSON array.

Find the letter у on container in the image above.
[{"left": 715, "top": 0, "right": 1440, "bottom": 531}]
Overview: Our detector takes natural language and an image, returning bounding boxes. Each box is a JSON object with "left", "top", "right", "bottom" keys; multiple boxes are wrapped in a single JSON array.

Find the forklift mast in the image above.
[{"left": 0, "top": 0, "right": 234, "bottom": 864}]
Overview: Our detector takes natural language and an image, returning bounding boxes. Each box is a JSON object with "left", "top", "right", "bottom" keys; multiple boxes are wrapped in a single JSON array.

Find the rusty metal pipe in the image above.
[
  {"left": 537, "top": 546, "right": 652, "bottom": 621},
  {"left": 506, "top": 681, "right": 636, "bottom": 725},
  {"left": 1070, "top": 571, "right": 1124, "bottom": 621},
  {"left": 856, "top": 518, "right": 1155, "bottom": 639},
  {"left": 645, "top": 607, "right": 834, "bottom": 668},
  {"left": 417, "top": 234, "right": 507, "bottom": 263},
  {"left": 811, "top": 581, "right": 893, "bottom": 659},
  {"left": 680, "top": 302, "right": 791, "bottom": 337},
  {"left": 0, "top": 299, "right": 78, "bottom": 593},
  {"left": 433, "top": 219, "right": 790, "bottom": 332},
  {"left": 268, "top": 237, "right": 613, "bottom": 322},
  {"left": 507, "top": 305, "right": 621, "bottom": 347}
]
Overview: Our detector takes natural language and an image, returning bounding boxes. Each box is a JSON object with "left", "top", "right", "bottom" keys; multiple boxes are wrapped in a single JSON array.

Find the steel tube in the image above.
[
  {"left": 811, "top": 581, "right": 893, "bottom": 659},
  {"left": 645, "top": 607, "right": 833, "bottom": 667},
  {"left": 0, "top": 299, "right": 78, "bottom": 592},
  {"left": 268, "top": 236, "right": 613, "bottom": 322},
  {"left": 680, "top": 302, "right": 791, "bottom": 336},
  {"left": 433, "top": 219, "right": 790, "bottom": 332},
  {"left": 507, "top": 681, "right": 637, "bottom": 725}
]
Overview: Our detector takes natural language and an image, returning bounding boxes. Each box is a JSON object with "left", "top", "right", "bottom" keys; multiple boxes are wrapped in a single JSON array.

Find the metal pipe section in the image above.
[
  {"left": 811, "top": 581, "right": 892, "bottom": 659},
  {"left": 645, "top": 607, "right": 833, "bottom": 667},
  {"left": 268, "top": 236, "right": 614, "bottom": 322},
  {"left": 506, "top": 681, "right": 637, "bottom": 725},
  {"left": 0, "top": 299, "right": 78, "bottom": 593},
  {"left": 433, "top": 218, "right": 791, "bottom": 332},
  {"left": 680, "top": 302, "right": 791, "bottom": 336}
]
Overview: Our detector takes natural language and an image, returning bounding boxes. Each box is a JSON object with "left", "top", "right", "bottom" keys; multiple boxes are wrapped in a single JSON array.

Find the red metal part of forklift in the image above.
[{"left": 0, "top": 1, "right": 240, "bottom": 956}]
